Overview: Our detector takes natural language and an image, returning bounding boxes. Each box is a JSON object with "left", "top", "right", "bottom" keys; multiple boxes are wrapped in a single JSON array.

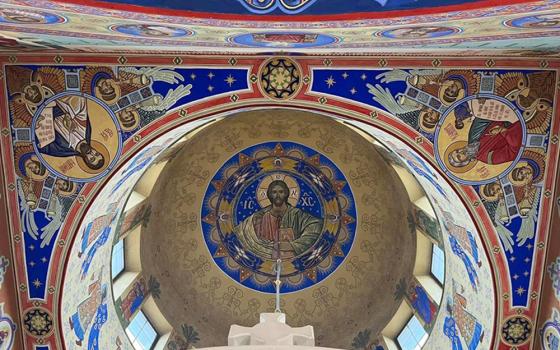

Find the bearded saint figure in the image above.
[{"left": 234, "top": 180, "right": 323, "bottom": 259}]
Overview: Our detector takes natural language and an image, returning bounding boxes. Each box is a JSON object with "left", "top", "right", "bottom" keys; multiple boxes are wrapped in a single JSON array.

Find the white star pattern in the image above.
[
  {"left": 225, "top": 74, "right": 237, "bottom": 87},
  {"left": 325, "top": 76, "right": 336, "bottom": 88}
]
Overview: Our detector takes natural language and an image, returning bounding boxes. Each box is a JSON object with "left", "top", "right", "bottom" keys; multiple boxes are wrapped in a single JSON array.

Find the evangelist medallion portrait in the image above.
[
  {"left": 505, "top": 13, "right": 560, "bottom": 29},
  {"left": 434, "top": 95, "right": 526, "bottom": 184},
  {"left": 377, "top": 25, "right": 461, "bottom": 39},
  {"left": 542, "top": 320, "right": 560, "bottom": 350},
  {"left": 202, "top": 142, "right": 356, "bottom": 293},
  {"left": 230, "top": 32, "right": 339, "bottom": 48},
  {"left": 32, "top": 92, "right": 122, "bottom": 182},
  {"left": 109, "top": 24, "right": 193, "bottom": 38},
  {"left": 0, "top": 8, "right": 66, "bottom": 24},
  {"left": 0, "top": 312, "right": 15, "bottom": 350}
]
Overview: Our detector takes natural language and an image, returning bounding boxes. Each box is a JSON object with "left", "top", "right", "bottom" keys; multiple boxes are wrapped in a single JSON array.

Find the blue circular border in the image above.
[
  {"left": 30, "top": 91, "right": 123, "bottom": 183},
  {"left": 433, "top": 94, "right": 527, "bottom": 186},
  {"left": 504, "top": 13, "right": 560, "bottom": 29},
  {"left": 229, "top": 32, "right": 340, "bottom": 48},
  {"left": 541, "top": 321, "right": 560, "bottom": 350},
  {"left": 201, "top": 141, "right": 357, "bottom": 293},
  {"left": 109, "top": 24, "right": 194, "bottom": 38},
  {"left": 0, "top": 9, "right": 67, "bottom": 25},
  {"left": 376, "top": 25, "right": 462, "bottom": 39},
  {"left": 0, "top": 315, "right": 15, "bottom": 350}
]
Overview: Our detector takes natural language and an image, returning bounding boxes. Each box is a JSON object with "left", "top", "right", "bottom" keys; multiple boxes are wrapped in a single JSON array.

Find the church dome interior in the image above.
[
  {"left": 132, "top": 111, "right": 418, "bottom": 348},
  {"left": 0, "top": 1, "right": 559, "bottom": 350}
]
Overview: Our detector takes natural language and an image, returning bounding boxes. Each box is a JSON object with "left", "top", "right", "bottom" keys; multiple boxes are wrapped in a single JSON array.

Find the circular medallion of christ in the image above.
[{"left": 201, "top": 142, "right": 356, "bottom": 293}]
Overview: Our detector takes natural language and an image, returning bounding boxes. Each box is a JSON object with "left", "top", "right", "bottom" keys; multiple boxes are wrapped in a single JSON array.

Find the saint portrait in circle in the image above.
[
  {"left": 435, "top": 96, "right": 525, "bottom": 184},
  {"left": 542, "top": 321, "right": 560, "bottom": 350},
  {"left": 231, "top": 32, "right": 338, "bottom": 48},
  {"left": 32, "top": 92, "right": 122, "bottom": 182},
  {"left": 379, "top": 26, "right": 461, "bottom": 39},
  {"left": 506, "top": 13, "right": 560, "bottom": 29},
  {"left": 0, "top": 8, "right": 66, "bottom": 24},
  {"left": 94, "top": 78, "right": 121, "bottom": 105},
  {"left": 110, "top": 24, "right": 193, "bottom": 38}
]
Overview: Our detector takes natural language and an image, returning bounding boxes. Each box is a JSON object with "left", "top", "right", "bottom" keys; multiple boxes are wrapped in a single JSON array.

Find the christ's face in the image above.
[
  {"left": 268, "top": 184, "right": 288, "bottom": 207},
  {"left": 85, "top": 148, "right": 103, "bottom": 165},
  {"left": 140, "top": 26, "right": 167, "bottom": 36},
  {"left": 406, "top": 29, "right": 429, "bottom": 37}
]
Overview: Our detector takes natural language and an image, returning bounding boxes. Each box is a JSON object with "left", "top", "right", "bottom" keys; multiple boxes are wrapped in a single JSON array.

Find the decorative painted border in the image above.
[{"left": 0, "top": 53, "right": 556, "bottom": 350}]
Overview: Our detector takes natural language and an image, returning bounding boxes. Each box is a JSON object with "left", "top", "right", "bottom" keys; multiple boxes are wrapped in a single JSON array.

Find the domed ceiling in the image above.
[
  {"left": 62, "top": 0, "right": 518, "bottom": 16},
  {"left": 140, "top": 111, "right": 416, "bottom": 348},
  {"left": 0, "top": 14, "right": 558, "bottom": 349},
  {"left": 0, "top": 0, "right": 559, "bottom": 52}
]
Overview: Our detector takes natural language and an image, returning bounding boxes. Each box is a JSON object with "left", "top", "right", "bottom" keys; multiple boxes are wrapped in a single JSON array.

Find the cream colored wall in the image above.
[
  {"left": 61, "top": 121, "right": 207, "bottom": 350},
  {"left": 348, "top": 120, "right": 495, "bottom": 350}
]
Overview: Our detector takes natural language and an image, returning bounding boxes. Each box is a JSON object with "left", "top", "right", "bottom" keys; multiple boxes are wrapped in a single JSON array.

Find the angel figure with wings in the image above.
[
  {"left": 81, "top": 66, "right": 192, "bottom": 133},
  {"left": 480, "top": 149, "right": 545, "bottom": 253}
]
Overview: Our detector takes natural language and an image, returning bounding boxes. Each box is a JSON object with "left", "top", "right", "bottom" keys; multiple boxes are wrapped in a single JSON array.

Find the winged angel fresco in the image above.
[
  {"left": 7, "top": 65, "right": 192, "bottom": 248},
  {"left": 368, "top": 69, "right": 553, "bottom": 254}
]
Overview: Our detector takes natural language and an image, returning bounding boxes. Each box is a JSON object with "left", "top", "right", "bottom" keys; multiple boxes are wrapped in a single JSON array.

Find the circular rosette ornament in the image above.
[
  {"left": 259, "top": 57, "right": 302, "bottom": 100},
  {"left": 501, "top": 315, "right": 532, "bottom": 346},
  {"left": 23, "top": 308, "right": 53, "bottom": 338},
  {"left": 202, "top": 142, "right": 356, "bottom": 293}
]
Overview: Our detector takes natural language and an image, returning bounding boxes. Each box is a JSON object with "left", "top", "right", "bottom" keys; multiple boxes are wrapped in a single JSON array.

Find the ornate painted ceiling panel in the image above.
[
  {"left": 61, "top": 0, "right": 517, "bottom": 16},
  {"left": 0, "top": 1, "right": 558, "bottom": 52},
  {"left": 0, "top": 52, "right": 557, "bottom": 350}
]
